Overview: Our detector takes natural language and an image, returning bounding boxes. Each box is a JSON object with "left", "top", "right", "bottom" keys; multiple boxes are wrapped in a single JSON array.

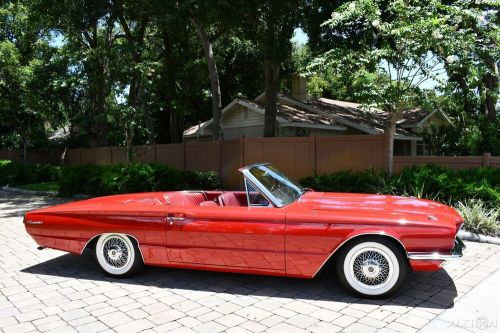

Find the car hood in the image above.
[{"left": 300, "top": 192, "right": 463, "bottom": 228}]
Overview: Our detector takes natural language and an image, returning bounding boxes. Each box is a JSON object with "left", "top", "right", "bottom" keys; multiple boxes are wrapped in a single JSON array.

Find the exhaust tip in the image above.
[{"left": 37, "top": 246, "right": 45, "bottom": 250}]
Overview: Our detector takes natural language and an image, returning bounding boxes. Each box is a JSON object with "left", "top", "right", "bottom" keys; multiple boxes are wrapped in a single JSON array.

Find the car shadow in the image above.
[{"left": 21, "top": 251, "right": 457, "bottom": 309}]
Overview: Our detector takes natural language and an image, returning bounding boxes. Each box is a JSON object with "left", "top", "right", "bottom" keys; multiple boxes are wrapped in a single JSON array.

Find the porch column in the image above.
[{"left": 411, "top": 140, "right": 417, "bottom": 156}]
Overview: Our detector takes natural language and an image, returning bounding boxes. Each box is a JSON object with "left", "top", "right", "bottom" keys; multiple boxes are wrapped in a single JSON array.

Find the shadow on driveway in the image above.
[{"left": 22, "top": 251, "right": 457, "bottom": 309}]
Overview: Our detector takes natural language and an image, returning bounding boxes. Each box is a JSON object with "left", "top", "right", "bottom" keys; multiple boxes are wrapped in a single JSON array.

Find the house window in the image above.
[
  {"left": 416, "top": 141, "right": 430, "bottom": 156},
  {"left": 243, "top": 108, "right": 249, "bottom": 120},
  {"left": 295, "top": 128, "right": 310, "bottom": 137}
]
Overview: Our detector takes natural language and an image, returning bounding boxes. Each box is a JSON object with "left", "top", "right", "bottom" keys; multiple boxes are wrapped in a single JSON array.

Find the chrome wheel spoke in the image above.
[
  {"left": 352, "top": 250, "right": 390, "bottom": 286},
  {"left": 102, "top": 236, "right": 129, "bottom": 268}
]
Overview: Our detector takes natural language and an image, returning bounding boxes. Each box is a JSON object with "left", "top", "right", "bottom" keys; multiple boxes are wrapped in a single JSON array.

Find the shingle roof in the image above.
[
  {"left": 184, "top": 121, "right": 210, "bottom": 137},
  {"left": 183, "top": 95, "right": 435, "bottom": 138},
  {"left": 398, "top": 108, "right": 434, "bottom": 127},
  {"left": 308, "top": 97, "right": 421, "bottom": 137},
  {"left": 242, "top": 99, "right": 340, "bottom": 127}
]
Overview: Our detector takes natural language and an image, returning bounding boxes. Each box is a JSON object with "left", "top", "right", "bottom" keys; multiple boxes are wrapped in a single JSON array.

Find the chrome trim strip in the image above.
[
  {"left": 407, "top": 252, "right": 462, "bottom": 260},
  {"left": 244, "top": 179, "right": 273, "bottom": 207},
  {"left": 311, "top": 232, "right": 408, "bottom": 278},
  {"left": 240, "top": 169, "right": 283, "bottom": 208}
]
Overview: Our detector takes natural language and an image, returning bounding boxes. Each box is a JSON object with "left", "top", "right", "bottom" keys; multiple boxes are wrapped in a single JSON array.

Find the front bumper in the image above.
[{"left": 407, "top": 236, "right": 465, "bottom": 261}]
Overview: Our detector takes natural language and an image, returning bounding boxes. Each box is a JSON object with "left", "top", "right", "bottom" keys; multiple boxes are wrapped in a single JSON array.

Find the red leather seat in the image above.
[
  {"left": 218, "top": 192, "right": 241, "bottom": 206},
  {"left": 180, "top": 192, "right": 206, "bottom": 206},
  {"left": 199, "top": 201, "right": 218, "bottom": 207}
]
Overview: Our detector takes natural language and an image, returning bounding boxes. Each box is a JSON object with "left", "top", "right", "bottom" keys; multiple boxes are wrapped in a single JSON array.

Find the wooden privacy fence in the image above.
[
  {"left": 2, "top": 135, "right": 498, "bottom": 189},
  {"left": 0, "top": 149, "right": 61, "bottom": 165},
  {"left": 64, "top": 135, "right": 389, "bottom": 189},
  {"left": 394, "top": 153, "right": 499, "bottom": 173}
]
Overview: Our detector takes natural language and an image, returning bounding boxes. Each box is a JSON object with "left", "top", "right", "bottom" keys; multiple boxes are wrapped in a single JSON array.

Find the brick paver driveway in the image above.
[{"left": 1, "top": 190, "right": 500, "bottom": 333}]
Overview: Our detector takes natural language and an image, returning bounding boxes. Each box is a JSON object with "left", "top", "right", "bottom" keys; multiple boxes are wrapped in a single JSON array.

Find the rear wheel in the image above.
[
  {"left": 336, "top": 238, "right": 408, "bottom": 298},
  {"left": 95, "top": 233, "right": 143, "bottom": 277}
]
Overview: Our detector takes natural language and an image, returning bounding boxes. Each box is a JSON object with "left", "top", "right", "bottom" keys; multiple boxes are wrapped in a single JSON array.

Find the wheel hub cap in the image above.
[
  {"left": 102, "top": 237, "right": 129, "bottom": 268},
  {"left": 108, "top": 248, "right": 122, "bottom": 261},
  {"left": 353, "top": 250, "right": 390, "bottom": 286},
  {"left": 361, "top": 259, "right": 381, "bottom": 278}
]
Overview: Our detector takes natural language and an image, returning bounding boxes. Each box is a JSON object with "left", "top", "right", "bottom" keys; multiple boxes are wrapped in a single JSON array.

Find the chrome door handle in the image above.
[{"left": 166, "top": 216, "right": 186, "bottom": 225}]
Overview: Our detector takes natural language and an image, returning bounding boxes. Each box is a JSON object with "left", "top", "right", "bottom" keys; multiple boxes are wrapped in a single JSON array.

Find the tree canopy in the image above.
[{"left": 0, "top": 0, "right": 498, "bottom": 162}]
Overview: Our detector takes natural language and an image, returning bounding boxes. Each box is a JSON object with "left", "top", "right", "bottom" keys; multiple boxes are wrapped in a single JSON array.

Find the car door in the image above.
[{"left": 165, "top": 200, "right": 285, "bottom": 272}]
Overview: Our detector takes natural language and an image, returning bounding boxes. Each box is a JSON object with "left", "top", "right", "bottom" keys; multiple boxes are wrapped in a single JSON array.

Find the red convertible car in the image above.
[{"left": 24, "top": 163, "right": 464, "bottom": 297}]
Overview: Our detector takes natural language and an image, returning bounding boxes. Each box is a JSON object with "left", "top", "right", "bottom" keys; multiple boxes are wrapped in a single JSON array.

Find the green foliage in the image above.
[
  {"left": 425, "top": 115, "right": 500, "bottom": 156},
  {"left": 300, "top": 165, "right": 500, "bottom": 207},
  {"left": 300, "top": 168, "right": 383, "bottom": 193},
  {"left": 0, "top": 160, "right": 60, "bottom": 186},
  {"left": 58, "top": 163, "right": 221, "bottom": 197},
  {"left": 455, "top": 200, "right": 500, "bottom": 236}
]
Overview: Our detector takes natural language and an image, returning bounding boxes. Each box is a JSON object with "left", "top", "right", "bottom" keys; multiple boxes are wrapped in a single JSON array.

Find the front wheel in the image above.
[
  {"left": 95, "top": 233, "right": 143, "bottom": 277},
  {"left": 336, "top": 238, "right": 408, "bottom": 298}
]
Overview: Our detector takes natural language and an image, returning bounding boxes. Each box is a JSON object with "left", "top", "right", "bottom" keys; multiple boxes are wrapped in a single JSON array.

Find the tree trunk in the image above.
[
  {"left": 23, "top": 138, "right": 29, "bottom": 165},
  {"left": 263, "top": 58, "right": 280, "bottom": 137},
  {"left": 160, "top": 33, "right": 181, "bottom": 143},
  {"left": 386, "top": 114, "right": 397, "bottom": 176},
  {"left": 191, "top": 17, "right": 222, "bottom": 140},
  {"left": 169, "top": 110, "right": 183, "bottom": 143},
  {"left": 483, "top": 57, "right": 499, "bottom": 122},
  {"left": 446, "top": 64, "right": 474, "bottom": 115},
  {"left": 125, "top": 125, "right": 135, "bottom": 164}
]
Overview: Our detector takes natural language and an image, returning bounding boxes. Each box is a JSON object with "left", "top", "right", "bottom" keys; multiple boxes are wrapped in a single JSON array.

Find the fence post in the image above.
[{"left": 482, "top": 152, "right": 491, "bottom": 167}]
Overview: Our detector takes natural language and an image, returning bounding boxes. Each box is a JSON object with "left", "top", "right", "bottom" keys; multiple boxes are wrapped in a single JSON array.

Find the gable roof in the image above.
[
  {"left": 398, "top": 108, "right": 452, "bottom": 128},
  {"left": 184, "top": 93, "right": 447, "bottom": 140},
  {"left": 241, "top": 99, "right": 346, "bottom": 129},
  {"left": 183, "top": 98, "right": 347, "bottom": 137},
  {"left": 281, "top": 96, "right": 420, "bottom": 139}
]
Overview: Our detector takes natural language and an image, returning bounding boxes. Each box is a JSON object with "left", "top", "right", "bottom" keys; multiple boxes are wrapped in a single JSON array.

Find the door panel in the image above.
[{"left": 165, "top": 206, "right": 285, "bottom": 271}]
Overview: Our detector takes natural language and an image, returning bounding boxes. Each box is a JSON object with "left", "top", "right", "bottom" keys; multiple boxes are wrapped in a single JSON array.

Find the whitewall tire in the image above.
[
  {"left": 95, "top": 233, "right": 143, "bottom": 277},
  {"left": 336, "top": 237, "right": 408, "bottom": 298}
]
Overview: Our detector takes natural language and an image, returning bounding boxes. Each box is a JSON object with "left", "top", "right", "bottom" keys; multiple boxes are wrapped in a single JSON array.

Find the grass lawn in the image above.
[{"left": 18, "top": 181, "right": 59, "bottom": 192}]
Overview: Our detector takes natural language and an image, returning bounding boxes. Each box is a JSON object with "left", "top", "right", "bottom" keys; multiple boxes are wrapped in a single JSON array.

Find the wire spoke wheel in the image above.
[
  {"left": 95, "top": 233, "right": 142, "bottom": 277},
  {"left": 352, "top": 250, "right": 391, "bottom": 287},
  {"left": 102, "top": 236, "right": 130, "bottom": 268},
  {"left": 338, "top": 240, "right": 406, "bottom": 297}
]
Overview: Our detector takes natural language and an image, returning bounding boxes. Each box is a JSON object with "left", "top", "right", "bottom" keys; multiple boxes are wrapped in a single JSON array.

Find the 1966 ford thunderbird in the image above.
[{"left": 24, "top": 163, "right": 465, "bottom": 297}]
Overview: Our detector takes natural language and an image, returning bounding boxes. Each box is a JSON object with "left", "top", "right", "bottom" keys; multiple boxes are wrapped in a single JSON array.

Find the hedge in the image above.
[
  {"left": 0, "top": 160, "right": 60, "bottom": 186},
  {"left": 58, "top": 163, "right": 221, "bottom": 196}
]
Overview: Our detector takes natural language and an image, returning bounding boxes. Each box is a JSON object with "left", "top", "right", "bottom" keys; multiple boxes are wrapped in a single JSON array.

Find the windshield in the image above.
[{"left": 248, "top": 164, "right": 302, "bottom": 206}]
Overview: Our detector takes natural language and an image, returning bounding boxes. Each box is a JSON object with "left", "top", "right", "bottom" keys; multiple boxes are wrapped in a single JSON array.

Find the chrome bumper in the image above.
[{"left": 407, "top": 237, "right": 465, "bottom": 261}]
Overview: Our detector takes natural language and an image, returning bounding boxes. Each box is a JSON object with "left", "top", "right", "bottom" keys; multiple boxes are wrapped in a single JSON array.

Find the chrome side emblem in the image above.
[{"left": 26, "top": 220, "right": 44, "bottom": 225}]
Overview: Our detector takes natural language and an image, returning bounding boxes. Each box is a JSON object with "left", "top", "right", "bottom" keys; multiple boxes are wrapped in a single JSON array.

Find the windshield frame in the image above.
[{"left": 239, "top": 163, "right": 303, "bottom": 208}]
